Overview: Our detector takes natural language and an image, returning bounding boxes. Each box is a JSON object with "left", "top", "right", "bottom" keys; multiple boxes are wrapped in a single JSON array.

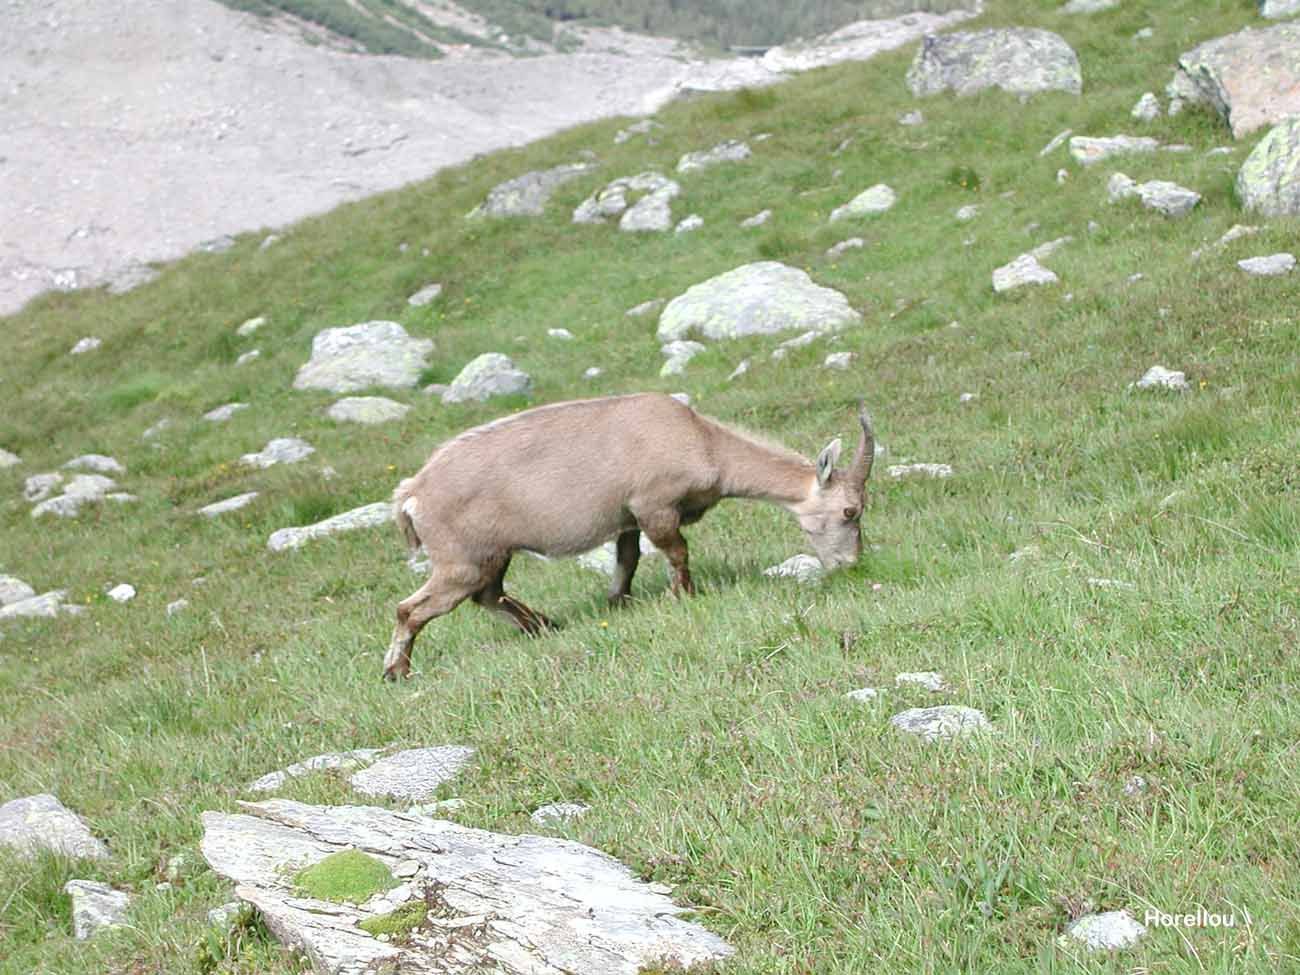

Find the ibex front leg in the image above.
[
  {"left": 384, "top": 565, "right": 480, "bottom": 680},
  {"left": 636, "top": 510, "right": 695, "bottom": 596},
  {"left": 608, "top": 529, "right": 642, "bottom": 605}
]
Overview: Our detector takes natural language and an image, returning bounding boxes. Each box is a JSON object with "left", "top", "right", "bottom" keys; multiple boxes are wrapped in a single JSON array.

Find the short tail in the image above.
[{"left": 392, "top": 478, "right": 422, "bottom": 554}]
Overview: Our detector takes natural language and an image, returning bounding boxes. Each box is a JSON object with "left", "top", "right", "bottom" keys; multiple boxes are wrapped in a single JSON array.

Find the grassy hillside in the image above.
[{"left": 2, "top": 0, "right": 1299, "bottom": 971}]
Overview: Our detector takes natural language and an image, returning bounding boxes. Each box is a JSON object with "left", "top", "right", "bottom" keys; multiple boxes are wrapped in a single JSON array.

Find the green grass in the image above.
[
  {"left": 2, "top": 0, "right": 1299, "bottom": 972},
  {"left": 293, "top": 850, "right": 396, "bottom": 903},
  {"left": 357, "top": 901, "right": 426, "bottom": 938}
]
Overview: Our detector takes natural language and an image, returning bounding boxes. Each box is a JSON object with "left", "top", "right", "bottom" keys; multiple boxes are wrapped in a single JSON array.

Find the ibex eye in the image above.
[{"left": 843, "top": 507, "right": 859, "bottom": 521}]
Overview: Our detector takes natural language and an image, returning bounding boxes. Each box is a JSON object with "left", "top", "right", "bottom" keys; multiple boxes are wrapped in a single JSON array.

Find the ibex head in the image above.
[{"left": 794, "top": 404, "right": 875, "bottom": 570}]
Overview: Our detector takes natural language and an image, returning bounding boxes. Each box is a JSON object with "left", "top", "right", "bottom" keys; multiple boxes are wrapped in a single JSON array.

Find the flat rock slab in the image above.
[
  {"left": 1108, "top": 173, "right": 1201, "bottom": 217},
  {"left": 760, "top": 7, "right": 976, "bottom": 73},
  {"left": 1069, "top": 135, "right": 1159, "bottom": 165},
  {"left": 200, "top": 491, "right": 260, "bottom": 518},
  {"left": 657, "top": 261, "right": 859, "bottom": 342},
  {"left": 348, "top": 746, "right": 476, "bottom": 801},
  {"left": 572, "top": 171, "right": 681, "bottom": 233},
  {"left": 470, "top": 163, "right": 595, "bottom": 218},
  {"left": 676, "top": 140, "right": 751, "bottom": 173},
  {"left": 204, "top": 402, "right": 249, "bottom": 422},
  {"left": 0, "top": 590, "right": 79, "bottom": 622},
  {"left": 1239, "top": 253, "right": 1296, "bottom": 275},
  {"left": 906, "top": 28, "right": 1082, "bottom": 98},
  {"left": 268, "top": 501, "right": 394, "bottom": 553},
  {"left": 407, "top": 283, "right": 443, "bottom": 307},
  {"left": 829, "top": 184, "right": 896, "bottom": 222},
  {"left": 441, "top": 353, "right": 533, "bottom": 404},
  {"left": 896, "top": 671, "right": 948, "bottom": 692},
  {"left": 249, "top": 748, "right": 390, "bottom": 793},
  {"left": 1238, "top": 118, "right": 1300, "bottom": 216},
  {"left": 64, "top": 879, "right": 130, "bottom": 939},
  {"left": 891, "top": 706, "right": 991, "bottom": 742},
  {"left": 763, "top": 554, "right": 825, "bottom": 583},
  {"left": 0, "top": 574, "right": 37, "bottom": 606},
  {"left": 63, "top": 454, "right": 124, "bottom": 475},
  {"left": 1134, "top": 365, "right": 1190, "bottom": 391},
  {"left": 325, "top": 396, "right": 410, "bottom": 425},
  {"left": 530, "top": 802, "right": 590, "bottom": 825},
  {"left": 0, "top": 794, "right": 109, "bottom": 860},
  {"left": 241, "top": 438, "right": 315, "bottom": 469},
  {"left": 1063, "top": 910, "right": 1147, "bottom": 950},
  {"left": 30, "top": 473, "right": 126, "bottom": 519},
  {"left": 200, "top": 799, "right": 733, "bottom": 975},
  {"left": 293, "top": 322, "right": 434, "bottom": 394},
  {"left": 993, "top": 254, "right": 1058, "bottom": 292},
  {"left": 1262, "top": 0, "right": 1300, "bottom": 17},
  {"left": 0, "top": 447, "right": 20, "bottom": 467},
  {"left": 1170, "top": 23, "right": 1300, "bottom": 138}
]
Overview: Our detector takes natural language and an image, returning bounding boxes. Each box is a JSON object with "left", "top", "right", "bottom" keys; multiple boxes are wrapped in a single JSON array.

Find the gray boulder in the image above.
[
  {"left": 24, "top": 472, "right": 64, "bottom": 501},
  {"left": 240, "top": 438, "right": 315, "bottom": 469},
  {"left": 829, "top": 184, "right": 896, "bottom": 222},
  {"left": 1262, "top": 0, "right": 1300, "bottom": 17},
  {"left": 0, "top": 447, "right": 19, "bottom": 468},
  {"left": 293, "top": 321, "right": 434, "bottom": 394},
  {"left": 199, "top": 492, "right": 259, "bottom": 518},
  {"left": 31, "top": 474, "right": 126, "bottom": 519},
  {"left": 1131, "top": 92, "right": 1161, "bottom": 121},
  {"left": 1108, "top": 173, "right": 1202, "bottom": 217},
  {"left": 1237, "top": 118, "right": 1300, "bottom": 215},
  {"left": 891, "top": 706, "right": 991, "bottom": 741},
  {"left": 325, "top": 396, "right": 410, "bottom": 425},
  {"left": 470, "top": 163, "right": 594, "bottom": 218},
  {"left": 657, "top": 262, "right": 860, "bottom": 342},
  {"left": 1134, "top": 365, "right": 1191, "bottom": 391},
  {"left": 63, "top": 454, "right": 124, "bottom": 475},
  {"left": 1238, "top": 252, "right": 1296, "bottom": 275},
  {"left": 442, "top": 353, "right": 532, "bottom": 404},
  {"left": 1169, "top": 23, "right": 1300, "bottom": 138},
  {"left": 741, "top": 209, "right": 773, "bottom": 227},
  {"left": 763, "top": 554, "right": 825, "bottom": 583},
  {"left": 1069, "top": 135, "right": 1159, "bottom": 165},
  {"left": 0, "top": 794, "right": 109, "bottom": 860},
  {"left": 0, "top": 575, "right": 36, "bottom": 606},
  {"left": 348, "top": 746, "right": 476, "bottom": 801},
  {"left": 992, "top": 254, "right": 1059, "bottom": 292},
  {"left": 572, "top": 172, "right": 680, "bottom": 233},
  {"left": 267, "top": 501, "right": 394, "bottom": 553},
  {"left": 0, "top": 590, "right": 79, "bottom": 622},
  {"left": 200, "top": 799, "right": 733, "bottom": 975},
  {"left": 1063, "top": 911, "right": 1147, "bottom": 951},
  {"left": 660, "top": 340, "right": 707, "bottom": 377},
  {"left": 907, "top": 29, "right": 1082, "bottom": 98},
  {"left": 203, "top": 402, "right": 248, "bottom": 423},
  {"left": 64, "top": 880, "right": 130, "bottom": 939},
  {"left": 676, "top": 140, "right": 751, "bottom": 173}
]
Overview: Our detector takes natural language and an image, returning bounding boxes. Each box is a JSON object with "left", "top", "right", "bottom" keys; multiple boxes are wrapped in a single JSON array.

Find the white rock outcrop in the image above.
[
  {"left": 293, "top": 322, "right": 434, "bottom": 394},
  {"left": 267, "top": 501, "right": 394, "bottom": 552}
]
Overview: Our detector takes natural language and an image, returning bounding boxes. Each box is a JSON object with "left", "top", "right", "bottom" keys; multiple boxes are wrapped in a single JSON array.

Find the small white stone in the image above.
[
  {"left": 826, "top": 237, "right": 866, "bottom": 259},
  {"left": 1238, "top": 253, "right": 1296, "bottom": 277},
  {"left": 1056, "top": 168, "right": 1069, "bottom": 184},
  {"left": 992, "top": 254, "right": 1058, "bottom": 292},
  {"left": 887, "top": 463, "right": 953, "bottom": 479},
  {"left": 669, "top": 392, "right": 691, "bottom": 406},
  {"left": 407, "top": 283, "right": 443, "bottom": 307},
  {"left": 63, "top": 454, "right": 125, "bottom": 476},
  {"left": 235, "top": 349, "right": 261, "bottom": 365},
  {"left": 208, "top": 902, "right": 242, "bottom": 928},
  {"left": 891, "top": 706, "right": 990, "bottom": 742},
  {"left": 674, "top": 214, "right": 704, "bottom": 234},
  {"left": 898, "top": 110, "right": 925, "bottom": 127},
  {"left": 106, "top": 583, "right": 136, "bottom": 603},
  {"left": 1063, "top": 911, "right": 1147, "bottom": 951},
  {"left": 1130, "top": 92, "right": 1161, "bottom": 122},
  {"left": 199, "top": 492, "right": 259, "bottom": 517},
  {"left": 846, "top": 687, "right": 880, "bottom": 703},
  {"left": 530, "top": 802, "right": 590, "bottom": 825},
  {"left": 895, "top": 671, "right": 948, "bottom": 692},
  {"left": 583, "top": 366, "right": 603, "bottom": 379},
  {"left": 1123, "top": 775, "right": 1147, "bottom": 796},
  {"left": 166, "top": 599, "right": 189, "bottom": 617},
  {"left": 547, "top": 328, "right": 574, "bottom": 340},
  {"left": 741, "top": 209, "right": 773, "bottom": 228},
  {"left": 1038, "top": 129, "right": 1073, "bottom": 157},
  {"left": 64, "top": 880, "right": 130, "bottom": 939},
  {"left": 0, "top": 447, "right": 20, "bottom": 468},
  {"left": 625, "top": 298, "right": 665, "bottom": 318},
  {"left": 203, "top": 402, "right": 248, "bottom": 422},
  {"left": 70, "top": 337, "right": 102, "bottom": 355},
  {"left": 727, "top": 359, "right": 750, "bottom": 381},
  {"left": 1133, "top": 365, "right": 1190, "bottom": 392},
  {"left": 236, "top": 316, "right": 266, "bottom": 336},
  {"left": 240, "top": 438, "right": 314, "bottom": 469},
  {"left": 763, "top": 554, "right": 824, "bottom": 583},
  {"left": 959, "top": 392, "right": 977, "bottom": 403},
  {"left": 823, "top": 351, "right": 855, "bottom": 370}
]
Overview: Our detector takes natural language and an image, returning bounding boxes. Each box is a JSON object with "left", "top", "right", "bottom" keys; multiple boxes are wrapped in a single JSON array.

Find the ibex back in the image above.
[{"left": 384, "top": 393, "right": 874, "bottom": 679}]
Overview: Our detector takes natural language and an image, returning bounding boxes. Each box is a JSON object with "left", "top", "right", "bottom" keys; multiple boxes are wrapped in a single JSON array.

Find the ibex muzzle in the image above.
[{"left": 384, "top": 394, "right": 875, "bottom": 679}]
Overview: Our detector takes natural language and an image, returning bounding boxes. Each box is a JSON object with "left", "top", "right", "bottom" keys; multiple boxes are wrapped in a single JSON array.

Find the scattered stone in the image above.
[
  {"left": 199, "top": 492, "right": 259, "bottom": 518},
  {"left": 1039, "top": 129, "right": 1073, "bottom": 157},
  {"left": 268, "top": 501, "right": 394, "bottom": 552},
  {"left": 958, "top": 392, "right": 977, "bottom": 404},
  {"left": 1238, "top": 252, "right": 1296, "bottom": 276},
  {"left": 1262, "top": 0, "right": 1300, "bottom": 17},
  {"left": 166, "top": 598, "right": 189, "bottom": 617},
  {"left": 236, "top": 316, "right": 265, "bottom": 337},
  {"left": 407, "top": 283, "right": 443, "bottom": 307},
  {"left": 613, "top": 119, "right": 661, "bottom": 144},
  {"left": 573, "top": 172, "right": 680, "bottom": 233},
  {"left": 625, "top": 298, "right": 665, "bottom": 318},
  {"left": 1069, "top": 135, "right": 1160, "bottom": 165},
  {"left": 741, "top": 209, "right": 773, "bottom": 228},
  {"left": 349, "top": 746, "right": 476, "bottom": 801},
  {"left": 727, "top": 359, "right": 751, "bottom": 381},
  {"left": 1135, "top": 27, "right": 1154, "bottom": 39},
  {"left": 470, "top": 163, "right": 594, "bottom": 218},
  {"left": 669, "top": 393, "right": 692, "bottom": 406},
  {"left": 0, "top": 794, "right": 109, "bottom": 860},
  {"left": 657, "top": 262, "right": 860, "bottom": 342},
  {"left": 826, "top": 237, "right": 865, "bottom": 258},
  {"left": 546, "top": 328, "right": 574, "bottom": 340},
  {"left": 208, "top": 901, "right": 242, "bottom": 928},
  {"left": 888, "top": 463, "right": 954, "bottom": 479},
  {"left": 62, "top": 454, "right": 123, "bottom": 476},
  {"left": 240, "top": 438, "right": 314, "bottom": 469},
  {"left": 1238, "top": 118, "right": 1300, "bottom": 215},
  {"left": 70, "top": 337, "right": 102, "bottom": 355},
  {"left": 676, "top": 140, "right": 751, "bottom": 173},
  {"left": 200, "top": 235, "right": 235, "bottom": 254},
  {"left": 1030, "top": 236, "right": 1074, "bottom": 260},
  {"left": 891, "top": 706, "right": 991, "bottom": 742},
  {"left": 0, "top": 590, "right": 80, "bottom": 621},
  {"left": 770, "top": 331, "right": 821, "bottom": 361},
  {"left": 583, "top": 366, "right": 603, "bottom": 379},
  {"left": 31, "top": 474, "right": 123, "bottom": 519},
  {"left": 1063, "top": 911, "right": 1147, "bottom": 951},
  {"left": 1008, "top": 545, "right": 1041, "bottom": 564},
  {"left": 530, "top": 802, "right": 590, "bottom": 825},
  {"left": 407, "top": 798, "right": 467, "bottom": 818},
  {"left": 906, "top": 29, "right": 1082, "bottom": 98},
  {"left": 1133, "top": 365, "right": 1190, "bottom": 392},
  {"left": 441, "top": 353, "right": 532, "bottom": 404},
  {"left": 955, "top": 204, "right": 981, "bottom": 222},
  {"left": 0, "top": 447, "right": 19, "bottom": 468},
  {"left": 203, "top": 402, "right": 248, "bottom": 423},
  {"left": 106, "top": 262, "right": 160, "bottom": 295},
  {"left": 235, "top": 349, "right": 261, "bottom": 365},
  {"left": 200, "top": 799, "right": 733, "bottom": 975},
  {"left": 1064, "top": 0, "right": 1119, "bottom": 12},
  {"left": 248, "top": 747, "right": 390, "bottom": 793},
  {"left": 660, "top": 340, "right": 707, "bottom": 377},
  {"left": 325, "top": 397, "right": 410, "bottom": 425},
  {"left": 422, "top": 383, "right": 449, "bottom": 397},
  {"left": 824, "top": 351, "right": 855, "bottom": 370},
  {"left": 294, "top": 321, "right": 434, "bottom": 394},
  {"left": 1169, "top": 23, "right": 1300, "bottom": 138},
  {"left": 1107, "top": 173, "right": 1201, "bottom": 217},
  {"left": 576, "top": 535, "right": 661, "bottom": 577},
  {"left": 675, "top": 214, "right": 704, "bottom": 234},
  {"left": 993, "top": 254, "right": 1059, "bottom": 292},
  {"left": 1056, "top": 168, "right": 1070, "bottom": 184},
  {"left": 763, "top": 554, "right": 825, "bottom": 583},
  {"left": 898, "top": 109, "right": 925, "bottom": 126},
  {"left": 64, "top": 880, "right": 130, "bottom": 939},
  {"left": 0, "top": 575, "right": 37, "bottom": 606},
  {"left": 1123, "top": 775, "right": 1147, "bottom": 796},
  {"left": 896, "top": 671, "right": 948, "bottom": 692},
  {"left": 846, "top": 687, "right": 880, "bottom": 703},
  {"left": 107, "top": 583, "right": 136, "bottom": 603},
  {"left": 142, "top": 418, "right": 173, "bottom": 440},
  {"left": 260, "top": 234, "right": 282, "bottom": 250},
  {"left": 1087, "top": 577, "right": 1137, "bottom": 591},
  {"left": 829, "top": 184, "right": 896, "bottom": 222},
  {"left": 1131, "top": 92, "right": 1161, "bottom": 121}
]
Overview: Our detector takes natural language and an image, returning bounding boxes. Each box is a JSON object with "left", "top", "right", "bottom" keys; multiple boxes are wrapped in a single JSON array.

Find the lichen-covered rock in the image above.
[
  {"left": 325, "top": 396, "right": 410, "bottom": 425},
  {"left": 267, "top": 501, "right": 394, "bottom": 552},
  {"left": 906, "top": 29, "right": 1082, "bottom": 98},
  {"left": 1069, "top": 135, "right": 1159, "bottom": 165},
  {"left": 25, "top": 473, "right": 61, "bottom": 501},
  {"left": 992, "top": 254, "right": 1058, "bottom": 292},
  {"left": 1238, "top": 252, "right": 1296, "bottom": 275},
  {"left": 890, "top": 706, "right": 991, "bottom": 741},
  {"left": 348, "top": 746, "right": 476, "bottom": 801},
  {"left": 240, "top": 438, "right": 315, "bottom": 469},
  {"left": 1237, "top": 118, "right": 1300, "bottom": 215},
  {"left": 1169, "top": 23, "right": 1300, "bottom": 138},
  {"left": 0, "top": 794, "right": 109, "bottom": 860},
  {"left": 441, "top": 353, "right": 532, "bottom": 404},
  {"left": 470, "top": 163, "right": 594, "bottom": 218},
  {"left": 763, "top": 554, "right": 825, "bottom": 583},
  {"left": 657, "top": 262, "right": 860, "bottom": 342},
  {"left": 530, "top": 802, "right": 590, "bottom": 825},
  {"left": 199, "top": 799, "right": 733, "bottom": 975},
  {"left": 572, "top": 172, "right": 680, "bottom": 233},
  {"left": 676, "top": 140, "right": 751, "bottom": 173},
  {"left": 829, "top": 184, "right": 896, "bottom": 222},
  {"left": 1107, "top": 173, "right": 1201, "bottom": 217},
  {"left": 1063, "top": 911, "right": 1147, "bottom": 951},
  {"left": 1134, "top": 365, "right": 1191, "bottom": 391},
  {"left": 293, "top": 322, "right": 434, "bottom": 394},
  {"left": 64, "top": 880, "right": 130, "bottom": 939},
  {"left": 199, "top": 491, "right": 260, "bottom": 518}
]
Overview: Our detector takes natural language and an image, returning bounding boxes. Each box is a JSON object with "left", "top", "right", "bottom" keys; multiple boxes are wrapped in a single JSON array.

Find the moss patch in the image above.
[
  {"left": 294, "top": 850, "right": 396, "bottom": 904},
  {"left": 358, "top": 901, "right": 427, "bottom": 939}
]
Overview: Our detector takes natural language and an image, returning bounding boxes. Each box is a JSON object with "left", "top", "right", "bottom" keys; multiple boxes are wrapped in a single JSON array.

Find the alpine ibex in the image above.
[{"left": 384, "top": 393, "right": 874, "bottom": 679}]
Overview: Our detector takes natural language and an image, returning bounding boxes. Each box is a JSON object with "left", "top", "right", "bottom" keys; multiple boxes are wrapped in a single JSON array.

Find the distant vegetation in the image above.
[{"left": 218, "top": 0, "right": 483, "bottom": 58}]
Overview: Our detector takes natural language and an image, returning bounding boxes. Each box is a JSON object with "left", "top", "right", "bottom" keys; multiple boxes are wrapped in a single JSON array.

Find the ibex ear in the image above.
[{"left": 816, "top": 438, "right": 842, "bottom": 487}]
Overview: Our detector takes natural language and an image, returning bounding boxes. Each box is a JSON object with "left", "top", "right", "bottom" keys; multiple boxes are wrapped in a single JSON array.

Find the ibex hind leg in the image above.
[
  {"left": 383, "top": 567, "right": 480, "bottom": 681},
  {"left": 608, "top": 529, "right": 642, "bottom": 605},
  {"left": 471, "top": 558, "right": 556, "bottom": 635}
]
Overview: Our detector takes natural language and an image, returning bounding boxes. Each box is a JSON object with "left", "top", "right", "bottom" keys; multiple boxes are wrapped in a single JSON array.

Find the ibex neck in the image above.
[{"left": 708, "top": 419, "right": 815, "bottom": 507}]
